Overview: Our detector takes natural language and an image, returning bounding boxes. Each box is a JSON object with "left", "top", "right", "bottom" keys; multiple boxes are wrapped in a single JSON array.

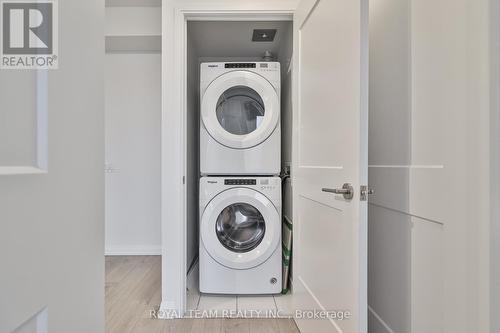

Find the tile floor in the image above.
[{"left": 186, "top": 262, "right": 294, "bottom": 318}]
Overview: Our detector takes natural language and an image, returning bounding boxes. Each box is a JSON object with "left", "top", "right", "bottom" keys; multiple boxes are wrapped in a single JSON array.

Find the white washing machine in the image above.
[
  {"left": 199, "top": 176, "right": 282, "bottom": 294},
  {"left": 200, "top": 62, "right": 281, "bottom": 175}
]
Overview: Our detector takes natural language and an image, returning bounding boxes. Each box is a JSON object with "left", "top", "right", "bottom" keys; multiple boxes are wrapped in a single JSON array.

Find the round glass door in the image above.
[
  {"left": 201, "top": 187, "right": 280, "bottom": 269},
  {"left": 215, "top": 203, "right": 265, "bottom": 253},
  {"left": 201, "top": 71, "right": 279, "bottom": 149},
  {"left": 216, "top": 86, "right": 265, "bottom": 135}
]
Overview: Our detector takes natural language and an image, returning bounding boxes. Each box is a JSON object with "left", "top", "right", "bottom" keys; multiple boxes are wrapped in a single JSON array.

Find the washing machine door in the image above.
[
  {"left": 201, "top": 71, "right": 279, "bottom": 149},
  {"left": 201, "top": 187, "right": 280, "bottom": 270}
]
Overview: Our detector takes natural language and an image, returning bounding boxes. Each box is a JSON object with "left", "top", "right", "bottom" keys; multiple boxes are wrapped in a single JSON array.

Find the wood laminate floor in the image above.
[{"left": 105, "top": 256, "right": 300, "bottom": 333}]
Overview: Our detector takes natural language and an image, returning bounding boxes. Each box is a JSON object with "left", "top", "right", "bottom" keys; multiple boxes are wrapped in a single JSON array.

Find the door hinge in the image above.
[
  {"left": 360, "top": 185, "right": 374, "bottom": 201},
  {"left": 182, "top": 176, "right": 185, "bottom": 184}
]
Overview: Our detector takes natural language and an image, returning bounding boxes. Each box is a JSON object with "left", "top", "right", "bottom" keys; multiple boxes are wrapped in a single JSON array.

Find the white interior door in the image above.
[
  {"left": 105, "top": 53, "right": 161, "bottom": 255},
  {"left": 0, "top": 1, "right": 104, "bottom": 332},
  {"left": 292, "top": 0, "right": 369, "bottom": 332}
]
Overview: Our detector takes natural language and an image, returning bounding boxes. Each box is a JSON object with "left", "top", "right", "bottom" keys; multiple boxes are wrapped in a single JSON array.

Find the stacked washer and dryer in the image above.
[{"left": 199, "top": 62, "right": 282, "bottom": 294}]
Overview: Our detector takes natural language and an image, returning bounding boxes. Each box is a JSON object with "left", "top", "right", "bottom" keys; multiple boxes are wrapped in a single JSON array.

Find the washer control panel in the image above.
[
  {"left": 224, "top": 63, "right": 256, "bottom": 69},
  {"left": 259, "top": 178, "right": 278, "bottom": 190},
  {"left": 224, "top": 179, "right": 256, "bottom": 185},
  {"left": 201, "top": 177, "right": 280, "bottom": 203}
]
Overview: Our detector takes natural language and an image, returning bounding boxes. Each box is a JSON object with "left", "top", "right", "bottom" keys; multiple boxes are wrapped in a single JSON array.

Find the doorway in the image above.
[
  {"left": 104, "top": 1, "right": 163, "bottom": 331},
  {"left": 184, "top": 18, "right": 294, "bottom": 316}
]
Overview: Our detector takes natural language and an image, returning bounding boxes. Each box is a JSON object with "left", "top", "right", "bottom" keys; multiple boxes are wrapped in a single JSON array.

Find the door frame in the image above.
[
  {"left": 161, "top": 0, "right": 295, "bottom": 317},
  {"left": 490, "top": 0, "right": 500, "bottom": 330}
]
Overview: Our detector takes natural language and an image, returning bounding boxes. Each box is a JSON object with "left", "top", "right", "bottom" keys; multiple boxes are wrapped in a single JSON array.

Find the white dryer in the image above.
[
  {"left": 200, "top": 62, "right": 281, "bottom": 175},
  {"left": 199, "top": 176, "right": 282, "bottom": 294}
]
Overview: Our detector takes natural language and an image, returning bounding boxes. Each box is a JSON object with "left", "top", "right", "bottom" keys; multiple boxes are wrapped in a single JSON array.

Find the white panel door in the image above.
[
  {"left": 0, "top": 1, "right": 104, "bottom": 332},
  {"left": 105, "top": 54, "right": 161, "bottom": 255},
  {"left": 292, "top": 0, "right": 369, "bottom": 332}
]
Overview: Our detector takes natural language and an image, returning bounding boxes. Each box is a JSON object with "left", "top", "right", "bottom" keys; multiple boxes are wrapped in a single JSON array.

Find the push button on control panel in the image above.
[
  {"left": 224, "top": 179, "right": 257, "bottom": 185},
  {"left": 224, "top": 63, "right": 256, "bottom": 69}
]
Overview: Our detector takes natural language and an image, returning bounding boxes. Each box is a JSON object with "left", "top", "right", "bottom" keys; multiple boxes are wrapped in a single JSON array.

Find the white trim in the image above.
[
  {"left": 490, "top": 0, "right": 500, "bottom": 330},
  {"left": 36, "top": 70, "right": 49, "bottom": 171},
  {"left": 162, "top": 0, "right": 295, "bottom": 318},
  {"left": 105, "top": 245, "right": 162, "bottom": 256},
  {"left": 0, "top": 166, "right": 47, "bottom": 175},
  {"left": 158, "top": 300, "right": 181, "bottom": 319},
  {"left": 368, "top": 165, "right": 444, "bottom": 169},
  {"left": 185, "top": 12, "right": 292, "bottom": 22},
  {"left": 359, "top": 2, "right": 369, "bottom": 331}
]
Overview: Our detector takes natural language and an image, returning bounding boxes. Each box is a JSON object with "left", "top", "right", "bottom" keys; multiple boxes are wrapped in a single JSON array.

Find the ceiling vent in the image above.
[{"left": 252, "top": 29, "right": 277, "bottom": 42}]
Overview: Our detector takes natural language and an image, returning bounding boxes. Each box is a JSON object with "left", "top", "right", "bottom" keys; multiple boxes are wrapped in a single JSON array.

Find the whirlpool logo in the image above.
[{"left": 1, "top": 0, "right": 58, "bottom": 69}]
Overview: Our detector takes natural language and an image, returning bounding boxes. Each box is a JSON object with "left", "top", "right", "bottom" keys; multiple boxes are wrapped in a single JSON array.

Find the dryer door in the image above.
[
  {"left": 201, "top": 187, "right": 280, "bottom": 270},
  {"left": 201, "top": 71, "right": 279, "bottom": 149}
]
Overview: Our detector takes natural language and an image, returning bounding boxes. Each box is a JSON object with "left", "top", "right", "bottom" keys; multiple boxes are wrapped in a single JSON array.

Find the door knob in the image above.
[{"left": 322, "top": 183, "right": 354, "bottom": 200}]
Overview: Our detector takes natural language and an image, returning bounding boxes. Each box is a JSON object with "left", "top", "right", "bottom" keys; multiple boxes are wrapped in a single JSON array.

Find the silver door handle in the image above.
[{"left": 322, "top": 183, "right": 354, "bottom": 200}]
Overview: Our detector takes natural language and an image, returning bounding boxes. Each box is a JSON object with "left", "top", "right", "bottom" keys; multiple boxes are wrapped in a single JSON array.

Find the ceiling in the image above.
[{"left": 188, "top": 21, "right": 292, "bottom": 59}]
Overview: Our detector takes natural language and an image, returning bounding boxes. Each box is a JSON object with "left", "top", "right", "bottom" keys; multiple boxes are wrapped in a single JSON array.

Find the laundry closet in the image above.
[
  {"left": 162, "top": 2, "right": 458, "bottom": 332},
  {"left": 0, "top": 0, "right": 492, "bottom": 332},
  {"left": 100, "top": 1, "right": 486, "bottom": 332},
  {"left": 184, "top": 20, "right": 294, "bottom": 314}
]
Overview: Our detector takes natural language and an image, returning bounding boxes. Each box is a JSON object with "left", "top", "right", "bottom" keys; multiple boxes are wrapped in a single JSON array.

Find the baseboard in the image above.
[{"left": 105, "top": 245, "right": 162, "bottom": 256}]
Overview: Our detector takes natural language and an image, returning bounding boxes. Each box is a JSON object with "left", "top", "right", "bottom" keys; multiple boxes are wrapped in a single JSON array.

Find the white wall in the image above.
[
  {"left": 278, "top": 21, "right": 293, "bottom": 170},
  {"left": 105, "top": 53, "right": 162, "bottom": 255},
  {"left": 369, "top": 0, "right": 493, "bottom": 332},
  {"left": 104, "top": 3, "right": 162, "bottom": 255},
  {"left": 186, "top": 26, "right": 200, "bottom": 270},
  {"left": 185, "top": 20, "right": 293, "bottom": 273},
  {"left": 106, "top": 7, "right": 161, "bottom": 37},
  {"left": 278, "top": 21, "right": 294, "bottom": 284}
]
